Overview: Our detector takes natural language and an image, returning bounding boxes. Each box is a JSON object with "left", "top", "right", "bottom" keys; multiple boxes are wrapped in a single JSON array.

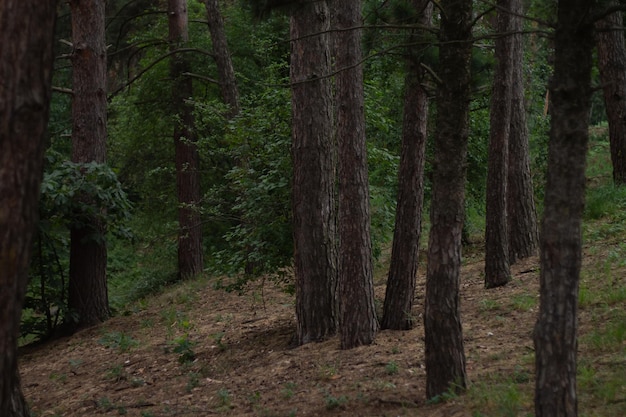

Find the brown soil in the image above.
[{"left": 19, "top": 250, "right": 548, "bottom": 417}]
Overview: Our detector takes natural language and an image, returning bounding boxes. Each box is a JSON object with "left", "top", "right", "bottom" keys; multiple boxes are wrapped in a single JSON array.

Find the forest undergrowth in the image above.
[{"left": 19, "top": 138, "right": 626, "bottom": 417}]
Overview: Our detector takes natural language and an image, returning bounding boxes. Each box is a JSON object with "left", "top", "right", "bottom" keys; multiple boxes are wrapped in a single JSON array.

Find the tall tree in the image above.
[
  {"left": 203, "top": 0, "right": 240, "bottom": 118},
  {"left": 423, "top": 0, "right": 472, "bottom": 399},
  {"left": 291, "top": 0, "right": 338, "bottom": 344},
  {"left": 381, "top": 0, "right": 433, "bottom": 330},
  {"left": 334, "top": 0, "right": 379, "bottom": 349},
  {"left": 533, "top": 1, "right": 595, "bottom": 416},
  {"left": 485, "top": 0, "right": 514, "bottom": 288},
  {"left": 595, "top": 0, "right": 626, "bottom": 185},
  {"left": 0, "top": 0, "right": 56, "bottom": 415},
  {"left": 507, "top": 0, "right": 539, "bottom": 263},
  {"left": 169, "top": 0, "right": 204, "bottom": 279},
  {"left": 68, "top": 0, "right": 110, "bottom": 327}
]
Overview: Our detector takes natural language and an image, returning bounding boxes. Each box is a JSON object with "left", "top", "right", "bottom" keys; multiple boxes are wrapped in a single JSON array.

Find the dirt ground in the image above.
[{"left": 20, "top": 248, "right": 545, "bottom": 417}]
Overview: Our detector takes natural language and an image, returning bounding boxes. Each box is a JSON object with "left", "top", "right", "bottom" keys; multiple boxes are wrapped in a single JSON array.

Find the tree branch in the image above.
[
  {"left": 182, "top": 72, "right": 219, "bottom": 84},
  {"left": 108, "top": 48, "right": 215, "bottom": 99},
  {"left": 52, "top": 86, "right": 73, "bottom": 95}
]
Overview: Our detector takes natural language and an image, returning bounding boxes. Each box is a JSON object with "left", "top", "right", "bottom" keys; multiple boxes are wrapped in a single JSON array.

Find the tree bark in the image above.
[
  {"left": 424, "top": 0, "right": 472, "bottom": 400},
  {"left": 333, "top": 0, "right": 379, "bottom": 349},
  {"left": 381, "top": 0, "right": 432, "bottom": 331},
  {"left": 485, "top": 0, "right": 513, "bottom": 288},
  {"left": 595, "top": 0, "right": 626, "bottom": 185},
  {"left": 169, "top": 0, "right": 204, "bottom": 279},
  {"left": 291, "top": 0, "right": 338, "bottom": 345},
  {"left": 507, "top": 0, "right": 538, "bottom": 263},
  {"left": 68, "top": 0, "right": 110, "bottom": 327},
  {"left": 533, "top": 2, "right": 595, "bottom": 416},
  {"left": 0, "top": 1, "right": 56, "bottom": 415},
  {"left": 203, "top": 0, "right": 240, "bottom": 118}
]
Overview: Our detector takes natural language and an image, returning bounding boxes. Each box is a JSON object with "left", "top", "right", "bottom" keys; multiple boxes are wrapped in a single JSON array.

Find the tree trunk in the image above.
[
  {"left": 203, "top": 0, "right": 240, "bottom": 118},
  {"left": 68, "top": 0, "right": 110, "bottom": 327},
  {"left": 485, "top": 0, "right": 513, "bottom": 288},
  {"left": 595, "top": 0, "right": 626, "bottom": 185},
  {"left": 169, "top": 0, "right": 204, "bottom": 279},
  {"left": 533, "top": 2, "right": 595, "bottom": 416},
  {"left": 291, "top": 0, "right": 338, "bottom": 345},
  {"left": 423, "top": 0, "right": 472, "bottom": 400},
  {"left": 333, "top": 0, "right": 379, "bottom": 349},
  {"left": 507, "top": 0, "right": 538, "bottom": 263},
  {"left": 381, "top": 0, "right": 432, "bottom": 331},
  {"left": 0, "top": 1, "right": 56, "bottom": 415}
]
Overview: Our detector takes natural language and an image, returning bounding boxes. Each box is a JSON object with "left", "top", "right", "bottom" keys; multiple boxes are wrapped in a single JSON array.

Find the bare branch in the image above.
[
  {"left": 475, "top": 0, "right": 554, "bottom": 28},
  {"left": 182, "top": 72, "right": 219, "bottom": 84},
  {"left": 108, "top": 48, "right": 215, "bottom": 99},
  {"left": 420, "top": 62, "right": 442, "bottom": 85},
  {"left": 52, "top": 86, "right": 73, "bottom": 95},
  {"left": 592, "top": 3, "right": 626, "bottom": 23}
]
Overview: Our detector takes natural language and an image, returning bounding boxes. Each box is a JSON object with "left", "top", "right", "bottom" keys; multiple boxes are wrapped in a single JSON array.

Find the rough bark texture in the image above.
[
  {"left": 69, "top": 0, "right": 110, "bottom": 327},
  {"left": 423, "top": 0, "right": 472, "bottom": 399},
  {"left": 533, "top": 2, "right": 595, "bottom": 416},
  {"left": 381, "top": 0, "right": 432, "bottom": 331},
  {"left": 169, "top": 0, "right": 204, "bottom": 279},
  {"left": 485, "top": 0, "right": 513, "bottom": 288},
  {"left": 203, "top": 0, "right": 240, "bottom": 118},
  {"left": 291, "top": 0, "right": 338, "bottom": 345},
  {"left": 334, "top": 0, "right": 379, "bottom": 349},
  {"left": 0, "top": 1, "right": 56, "bottom": 415},
  {"left": 595, "top": 0, "right": 626, "bottom": 185},
  {"left": 507, "top": 0, "right": 539, "bottom": 263}
]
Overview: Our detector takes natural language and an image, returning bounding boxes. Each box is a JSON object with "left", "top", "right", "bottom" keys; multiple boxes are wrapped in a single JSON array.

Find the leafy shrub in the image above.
[{"left": 21, "top": 158, "right": 132, "bottom": 343}]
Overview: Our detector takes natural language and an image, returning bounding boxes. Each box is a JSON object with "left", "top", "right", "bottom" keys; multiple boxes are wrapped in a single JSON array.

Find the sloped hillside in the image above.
[{"left": 20, "top": 231, "right": 626, "bottom": 416}]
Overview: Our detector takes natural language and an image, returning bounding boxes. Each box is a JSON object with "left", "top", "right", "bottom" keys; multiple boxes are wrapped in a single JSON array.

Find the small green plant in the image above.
[
  {"left": 511, "top": 366, "right": 531, "bottom": 384},
  {"left": 578, "top": 280, "right": 593, "bottom": 308},
  {"left": 98, "top": 331, "right": 139, "bottom": 353},
  {"left": 140, "top": 318, "right": 155, "bottom": 328},
  {"left": 68, "top": 358, "right": 83, "bottom": 369},
  {"left": 318, "top": 363, "right": 338, "bottom": 381},
  {"left": 210, "top": 332, "right": 227, "bottom": 351},
  {"left": 130, "top": 377, "right": 145, "bottom": 387},
  {"left": 96, "top": 397, "right": 115, "bottom": 412},
  {"left": 606, "top": 286, "right": 626, "bottom": 305},
  {"left": 584, "top": 183, "right": 626, "bottom": 221},
  {"left": 426, "top": 383, "right": 461, "bottom": 405},
  {"left": 495, "top": 384, "right": 524, "bottom": 417},
  {"left": 217, "top": 388, "right": 232, "bottom": 408},
  {"left": 578, "top": 361, "right": 597, "bottom": 389},
  {"left": 374, "top": 379, "right": 396, "bottom": 389},
  {"left": 49, "top": 372, "right": 67, "bottom": 383},
  {"left": 106, "top": 364, "right": 127, "bottom": 382},
  {"left": 281, "top": 382, "right": 297, "bottom": 399},
  {"left": 586, "top": 317, "right": 626, "bottom": 352},
  {"left": 186, "top": 372, "right": 200, "bottom": 392},
  {"left": 478, "top": 298, "right": 500, "bottom": 312},
  {"left": 467, "top": 377, "right": 532, "bottom": 417},
  {"left": 172, "top": 334, "right": 196, "bottom": 364},
  {"left": 324, "top": 392, "right": 348, "bottom": 410},
  {"left": 140, "top": 412, "right": 155, "bottom": 417},
  {"left": 95, "top": 400, "right": 128, "bottom": 416},
  {"left": 511, "top": 294, "right": 537, "bottom": 311},
  {"left": 215, "top": 313, "right": 233, "bottom": 324},
  {"left": 385, "top": 361, "right": 399, "bottom": 375},
  {"left": 174, "top": 289, "right": 197, "bottom": 306},
  {"left": 247, "top": 391, "right": 261, "bottom": 406},
  {"left": 160, "top": 307, "right": 189, "bottom": 329}
]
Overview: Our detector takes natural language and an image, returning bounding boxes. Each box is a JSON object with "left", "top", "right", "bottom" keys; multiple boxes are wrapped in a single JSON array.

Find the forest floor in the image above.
[{"left": 19, "top": 234, "right": 626, "bottom": 417}]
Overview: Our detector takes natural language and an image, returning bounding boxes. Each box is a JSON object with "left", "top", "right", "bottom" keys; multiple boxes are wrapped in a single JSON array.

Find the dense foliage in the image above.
[{"left": 22, "top": 0, "right": 572, "bottom": 342}]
